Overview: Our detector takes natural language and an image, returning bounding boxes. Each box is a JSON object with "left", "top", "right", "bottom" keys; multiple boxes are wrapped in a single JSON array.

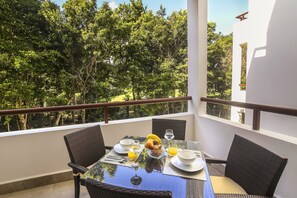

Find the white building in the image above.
[
  {"left": 231, "top": 11, "right": 249, "bottom": 123},
  {"left": 231, "top": 0, "right": 297, "bottom": 128}
]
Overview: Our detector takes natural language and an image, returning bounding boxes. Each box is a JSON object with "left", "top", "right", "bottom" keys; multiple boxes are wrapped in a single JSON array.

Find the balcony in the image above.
[{"left": 1, "top": 0, "right": 297, "bottom": 197}]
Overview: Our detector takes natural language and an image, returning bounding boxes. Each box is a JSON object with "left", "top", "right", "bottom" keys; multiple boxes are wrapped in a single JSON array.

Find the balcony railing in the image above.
[
  {"left": 239, "top": 84, "right": 246, "bottom": 90},
  {"left": 201, "top": 97, "right": 297, "bottom": 130},
  {"left": 0, "top": 96, "right": 192, "bottom": 126}
]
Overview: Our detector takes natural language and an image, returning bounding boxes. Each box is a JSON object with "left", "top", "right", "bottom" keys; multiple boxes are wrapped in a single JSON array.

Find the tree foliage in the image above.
[
  {"left": 0, "top": 0, "right": 189, "bottom": 131},
  {"left": 207, "top": 22, "right": 233, "bottom": 118},
  {"left": 0, "top": 0, "right": 231, "bottom": 131}
]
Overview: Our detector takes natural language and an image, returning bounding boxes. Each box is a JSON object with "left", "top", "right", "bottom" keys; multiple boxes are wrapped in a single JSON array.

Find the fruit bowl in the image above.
[
  {"left": 146, "top": 146, "right": 166, "bottom": 159},
  {"left": 144, "top": 134, "right": 165, "bottom": 159}
]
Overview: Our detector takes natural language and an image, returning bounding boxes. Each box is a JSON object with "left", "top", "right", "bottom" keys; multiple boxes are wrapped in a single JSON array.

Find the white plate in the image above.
[
  {"left": 113, "top": 144, "right": 129, "bottom": 154},
  {"left": 171, "top": 156, "right": 205, "bottom": 172}
]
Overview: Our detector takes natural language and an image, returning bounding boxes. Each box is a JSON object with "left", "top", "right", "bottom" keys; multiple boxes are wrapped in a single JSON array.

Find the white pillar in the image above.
[
  {"left": 188, "top": 0, "right": 208, "bottom": 141},
  {"left": 188, "top": 0, "right": 208, "bottom": 115}
]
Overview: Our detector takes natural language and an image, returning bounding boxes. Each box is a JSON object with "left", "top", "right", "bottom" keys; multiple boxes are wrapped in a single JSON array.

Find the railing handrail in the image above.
[
  {"left": 201, "top": 97, "right": 297, "bottom": 130},
  {"left": 0, "top": 96, "right": 192, "bottom": 123}
]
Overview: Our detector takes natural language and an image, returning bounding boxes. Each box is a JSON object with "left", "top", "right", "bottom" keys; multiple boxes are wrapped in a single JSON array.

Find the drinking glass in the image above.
[
  {"left": 164, "top": 129, "right": 175, "bottom": 147},
  {"left": 128, "top": 140, "right": 141, "bottom": 167}
]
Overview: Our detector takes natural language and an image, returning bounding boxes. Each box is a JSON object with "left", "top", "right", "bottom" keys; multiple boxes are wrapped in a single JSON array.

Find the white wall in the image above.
[
  {"left": 190, "top": 0, "right": 297, "bottom": 197},
  {"left": 231, "top": 20, "right": 249, "bottom": 122},
  {"left": 246, "top": 0, "right": 297, "bottom": 136},
  {"left": 0, "top": 113, "right": 194, "bottom": 185}
]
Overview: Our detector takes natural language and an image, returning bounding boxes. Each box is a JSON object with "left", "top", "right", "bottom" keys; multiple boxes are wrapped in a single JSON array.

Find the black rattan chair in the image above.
[
  {"left": 207, "top": 135, "right": 287, "bottom": 197},
  {"left": 64, "top": 125, "right": 110, "bottom": 198},
  {"left": 86, "top": 178, "right": 172, "bottom": 198},
  {"left": 152, "top": 118, "right": 186, "bottom": 140}
]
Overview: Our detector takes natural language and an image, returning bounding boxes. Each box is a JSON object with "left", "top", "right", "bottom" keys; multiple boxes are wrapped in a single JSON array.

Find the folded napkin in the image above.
[
  {"left": 162, "top": 150, "right": 206, "bottom": 181},
  {"left": 100, "top": 144, "right": 144, "bottom": 167}
]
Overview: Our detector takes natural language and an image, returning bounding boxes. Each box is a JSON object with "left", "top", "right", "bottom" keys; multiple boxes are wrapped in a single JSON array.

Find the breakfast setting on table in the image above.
[{"left": 99, "top": 129, "right": 206, "bottom": 181}]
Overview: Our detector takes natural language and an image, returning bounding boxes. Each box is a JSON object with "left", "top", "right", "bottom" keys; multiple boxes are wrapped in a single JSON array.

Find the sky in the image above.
[
  {"left": 208, "top": 0, "right": 248, "bottom": 34},
  {"left": 52, "top": 0, "right": 248, "bottom": 34}
]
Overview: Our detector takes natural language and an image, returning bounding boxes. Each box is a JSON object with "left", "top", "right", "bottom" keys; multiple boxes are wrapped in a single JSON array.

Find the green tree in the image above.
[
  {"left": 0, "top": 0, "right": 64, "bottom": 130},
  {"left": 207, "top": 22, "right": 233, "bottom": 118},
  {"left": 0, "top": 0, "right": 191, "bottom": 130}
]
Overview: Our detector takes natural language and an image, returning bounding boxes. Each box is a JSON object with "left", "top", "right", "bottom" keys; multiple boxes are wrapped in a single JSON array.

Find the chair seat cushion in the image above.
[{"left": 210, "top": 176, "right": 247, "bottom": 194}]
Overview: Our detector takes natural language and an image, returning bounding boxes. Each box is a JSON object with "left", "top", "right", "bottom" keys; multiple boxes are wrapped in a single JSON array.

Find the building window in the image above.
[{"left": 240, "top": 43, "right": 247, "bottom": 90}]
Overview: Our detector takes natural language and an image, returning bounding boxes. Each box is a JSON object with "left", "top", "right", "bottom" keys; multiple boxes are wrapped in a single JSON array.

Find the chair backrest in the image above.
[
  {"left": 225, "top": 135, "right": 287, "bottom": 197},
  {"left": 86, "top": 178, "right": 172, "bottom": 198},
  {"left": 152, "top": 119, "right": 186, "bottom": 140},
  {"left": 64, "top": 125, "right": 106, "bottom": 168}
]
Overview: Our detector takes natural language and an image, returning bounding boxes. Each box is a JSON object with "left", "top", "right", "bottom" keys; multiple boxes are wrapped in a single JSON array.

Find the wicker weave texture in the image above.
[
  {"left": 225, "top": 135, "right": 287, "bottom": 197},
  {"left": 152, "top": 119, "right": 186, "bottom": 140},
  {"left": 215, "top": 194, "right": 270, "bottom": 198},
  {"left": 64, "top": 125, "right": 106, "bottom": 169},
  {"left": 86, "top": 178, "right": 172, "bottom": 198}
]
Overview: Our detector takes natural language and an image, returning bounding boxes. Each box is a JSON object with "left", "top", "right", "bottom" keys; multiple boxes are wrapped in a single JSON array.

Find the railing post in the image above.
[
  {"left": 253, "top": 109, "right": 260, "bottom": 130},
  {"left": 104, "top": 107, "right": 109, "bottom": 124}
]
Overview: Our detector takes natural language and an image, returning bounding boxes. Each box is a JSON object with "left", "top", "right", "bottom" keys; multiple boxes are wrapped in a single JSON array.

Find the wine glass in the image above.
[{"left": 164, "top": 129, "right": 174, "bottom": 147}]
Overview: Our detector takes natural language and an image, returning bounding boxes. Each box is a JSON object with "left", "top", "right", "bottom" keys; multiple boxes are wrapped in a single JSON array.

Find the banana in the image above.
[
  {"left": 146, "top": 134, "right": 161, "bottom": 144},
  {"left": 147, "top": 138, "right": 154, "bottom": 143}
]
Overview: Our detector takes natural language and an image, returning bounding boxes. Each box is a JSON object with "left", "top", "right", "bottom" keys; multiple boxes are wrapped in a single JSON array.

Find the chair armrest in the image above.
[
  {"left": 68, "top": 162, "right": 88, "bottom": 174},
  {"left": 105, "top": 146, "right": 113, "bottom": 150},
  {"left": 205, "top": 158, "right": 227, "bottom": 164}
]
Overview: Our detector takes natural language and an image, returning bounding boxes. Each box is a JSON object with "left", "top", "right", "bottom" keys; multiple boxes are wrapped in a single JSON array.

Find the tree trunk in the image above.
[
  {"left": 180, "top": 101, "right": 185, "bottom": 112},
  {"left": 132, "top": 88, "right": 136, "bottom": 118},
  {"left": 7, "top": 122, "right": 10, "bottom": 132},
  {"left": 72, "top": 94, "right": 76, "bottom": 124},
  {"left": 81, "top": 109, "right": 86, "bottom": 124},
  {"left": 168, "top": 102, "right": 172, "bottom": 114},
  {"left": 54, "top": 112, "right": 62, "bottom": 126},
  {"left": 126, "top": 106, "right": 130, "bottom": 119},
  {"left": 18, "top": 114, "right": 27, "bottom": 130},
  {"left": 61, "top": 112, "right": 64, "bottom": 125},
  {"left": 82, "top": 96, "right": 86, "bottom": 124}
]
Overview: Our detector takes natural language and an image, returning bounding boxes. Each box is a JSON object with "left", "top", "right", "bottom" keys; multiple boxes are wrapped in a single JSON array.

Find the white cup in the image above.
[
  {"left": 178, "top": 150, "right": 196, "bottom": 166},
  {"left": 119, "top": 139, "right": 134, "bottom": 150}
]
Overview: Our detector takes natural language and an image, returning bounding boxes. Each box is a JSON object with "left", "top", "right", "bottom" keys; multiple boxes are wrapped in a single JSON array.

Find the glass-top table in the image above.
[{"left": 81, "top": 137, "right": 215, "bottom": 198}]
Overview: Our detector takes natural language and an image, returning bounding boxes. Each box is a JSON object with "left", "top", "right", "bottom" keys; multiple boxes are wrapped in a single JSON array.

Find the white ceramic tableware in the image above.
[
  {"left": 171, "top": 156, "right": 205, "bottom": 172},
  {"left": 178, "top": 150, "right": 196, "bottom": 165},
  {"left": 114, "top": 144, "right": 129, "bottom": 154},
  {"left": 119, "top": 139, "right": 134, "bottom": 150}
]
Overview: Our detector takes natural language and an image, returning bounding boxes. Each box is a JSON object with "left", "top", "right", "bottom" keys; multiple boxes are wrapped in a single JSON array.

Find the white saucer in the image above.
[
  {"left": 171, "top": 156, "right": 205, "bottom": 172},
  {"left": 113, "top": 144, "right": 129, "bottom": 154}
]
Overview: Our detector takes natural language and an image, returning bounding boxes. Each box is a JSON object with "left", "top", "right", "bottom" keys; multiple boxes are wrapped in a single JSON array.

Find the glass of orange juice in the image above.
[
  {"left": 167, "top": 147, "right": 178, "bottom": 156},
  {"left": 128, "top": 140, "right": 140, "bottom": 167},
  {"left": 128, "top": 149, "right": 137, "bottom": 160}
]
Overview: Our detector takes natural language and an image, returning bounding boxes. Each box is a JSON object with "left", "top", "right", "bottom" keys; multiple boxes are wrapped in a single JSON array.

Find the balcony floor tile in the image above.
[{"left": 0, "top": 181, "right": 89, "bottom": 198}]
